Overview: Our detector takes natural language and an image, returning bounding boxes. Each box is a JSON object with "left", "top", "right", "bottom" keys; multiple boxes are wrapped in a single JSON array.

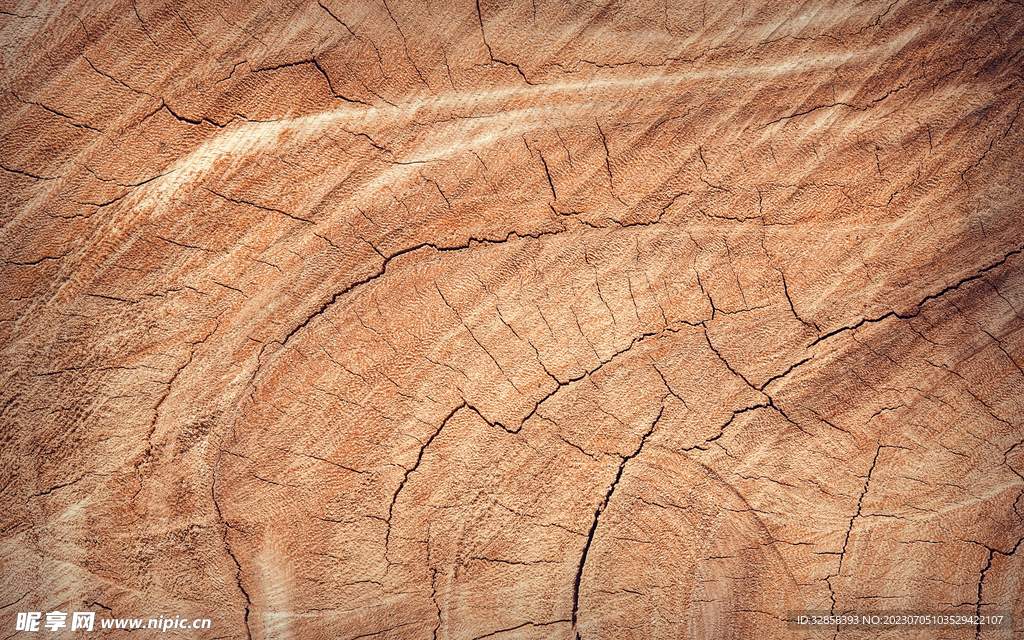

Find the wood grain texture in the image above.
[{"left": 1, "top": 0, "right": 1022, "bottom": 638}]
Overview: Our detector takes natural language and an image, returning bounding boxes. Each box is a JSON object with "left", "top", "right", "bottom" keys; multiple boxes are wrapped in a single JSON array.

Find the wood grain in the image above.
[{"left": 1, "top": 0, "right": 1022, "bottom": 638}]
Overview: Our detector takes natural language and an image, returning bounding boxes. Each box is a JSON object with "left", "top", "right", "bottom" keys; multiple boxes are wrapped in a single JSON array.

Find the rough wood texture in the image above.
[{"left": 1, "top": 0, "right": 1023, "bottom": 638}]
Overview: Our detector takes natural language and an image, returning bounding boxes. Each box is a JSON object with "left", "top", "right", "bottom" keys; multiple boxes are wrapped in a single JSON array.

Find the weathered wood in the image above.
[{"left": 1, "top": 1, "right": 1022, "bottom": 638}]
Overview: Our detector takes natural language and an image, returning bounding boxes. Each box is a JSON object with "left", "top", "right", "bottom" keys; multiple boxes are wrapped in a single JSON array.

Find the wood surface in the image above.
[{"left": 1, "top": 0, "right": 1023, "bottom": 638}]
